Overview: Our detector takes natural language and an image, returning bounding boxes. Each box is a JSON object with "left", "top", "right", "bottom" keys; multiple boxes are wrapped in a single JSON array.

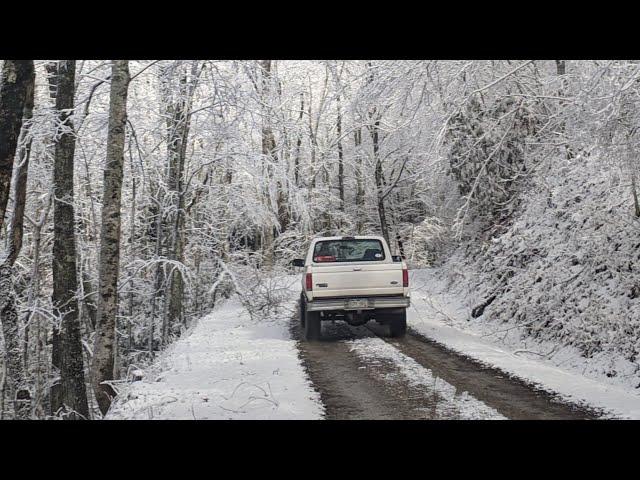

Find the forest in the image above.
[{"left": 1, "top": 59, "right": 639, "bottom": 419}]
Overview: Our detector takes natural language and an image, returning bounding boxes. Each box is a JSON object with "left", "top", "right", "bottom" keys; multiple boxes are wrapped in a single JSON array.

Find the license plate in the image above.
[{"left": 346, "top": 299, "right": 369, "bottom": 309}]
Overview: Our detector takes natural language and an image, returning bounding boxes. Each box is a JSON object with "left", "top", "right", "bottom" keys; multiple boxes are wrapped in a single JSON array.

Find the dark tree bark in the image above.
[
  {"left": 371, "top": 117, "right": 390, "bottom": 246},
  {"left": 127, "top": 155, "right": 136, "bottom": 351},
  {"left": 259, "top": 60, "right": 278, "bottom": 267},
  {"left": 91, "top": 60, "right": 130, "bottom": 416},
  {"left": 632, "top": 171, "right": 640, "bottom": 218},
  {"left": 336, "top": 93, "right": 344, "bottom": 213},
  {"left": 0, "top": 263, "right": 31, "bottom": 418},
  {"left": 47, "top": 62, "right": 63, "bottom": 414},
  {"left": 5, "top": 62, "right": 34, "bottom": 265},
  {"left": 50, "top": 60, "right": 90, "bottom": 419},
  {"left": 149, "top": 195, "right": 163, "bottom": 354},
  {"left": 167, "top": 74, "right": 188, "bottom": 336},
  {"left": 0, "top": 60, "right": 34, "bottom": 420},
  {"left": 354, "top": 127, "right": 365, "bottom": 234},
  {"left": 160, "top": 61, "right": 198, "bottom": 341},
  {"left": 555, "top": 60, "right": 574, "bottom": 160},
  {"left": 0, "top": 60, "right": 34, "bottom": 235},
  {"left": 14, "top": 72, "right": 36, "bottom": 376},
  {"left": 293, "top": 93, "right": 304, "bottom": 187}
]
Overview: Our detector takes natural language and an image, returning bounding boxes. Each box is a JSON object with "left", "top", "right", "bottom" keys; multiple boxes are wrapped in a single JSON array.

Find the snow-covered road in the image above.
[
  {"left": 294, "top": 319, "right": 596, "bottom": 419},
  {"left": 108, "top": 268, "right": 640, "bottom": 420}
]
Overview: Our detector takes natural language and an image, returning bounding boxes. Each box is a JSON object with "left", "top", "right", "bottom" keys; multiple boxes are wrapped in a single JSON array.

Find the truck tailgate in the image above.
[{"left": 311, "top": 263, "right": 404, "bottom": 298}]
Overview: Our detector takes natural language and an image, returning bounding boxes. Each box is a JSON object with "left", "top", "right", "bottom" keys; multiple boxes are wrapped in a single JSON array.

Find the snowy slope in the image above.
[
  {"left": 409, "top": 268, "right": 640, "bottom": 419},
  {"left": 454, "top": 153, "right": 640, "bottom": 388},
  {"left": 107, "top": 296, "right": 323, "bottom": 420}
]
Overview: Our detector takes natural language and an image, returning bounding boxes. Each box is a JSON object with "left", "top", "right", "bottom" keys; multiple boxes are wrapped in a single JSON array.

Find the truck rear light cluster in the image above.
[
  {"left": 402, "top": 268, "right": 409, "bottom": 288},
  {"left": 306, "top": 272, "right": 313, "bottom": 290}
]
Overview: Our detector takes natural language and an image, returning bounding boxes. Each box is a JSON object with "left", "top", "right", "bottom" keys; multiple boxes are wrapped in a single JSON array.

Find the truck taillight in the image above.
[
  {"left": 306, "top": 273, "right": 313, "bottom": 290},
  {"left": 402, "top": 268, "right": 409, "bottom": 288}
]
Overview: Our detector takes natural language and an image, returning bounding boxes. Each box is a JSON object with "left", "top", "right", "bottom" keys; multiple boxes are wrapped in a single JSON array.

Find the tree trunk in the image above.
[
  {"left": 50, "top": 60, "right": 89, "bottom": 419},
  {"left": 0, "top": 264, "right": 31, "bottom": 419},
  {"left": 259, "top": 60, "right": 279, "bottom": 267},
  {"left": 371, "top": 118, "right": 390, "bottom": 245},
  {"left": 5, "top": 67, "right": 34, "bottom": 265},
  {"left": 632, "top": 171, "right": 640, "bottom": 218},
  {"left": 354, "top": 127, "right": 365, "bottom": 233},
  {"left": 150, "top": 197, "right": 163, "bottom": 354},
  {"left": 161, "top": 62, "right": 197, "bottom": 338},
  {"left": 27, "top": 197, "right": 50, "bottom": 415},
  {"left": 555, "top": 60, "right": 573, "bottom": 160},
  {"left": 293, "top": 93, "right": 304, "bottom": 187},
  {"left": 91, "top": 60, "right": 130, "bottom": 416},
  {"left": 336, "top": 93, "right": 344, "bottom": 213},
  {"left": 0, "top": 60, "right": 34, "bottom": 234},
  {"left": 0, "top": 60, "right": 34, "bottom": 420},
  {"left": 128, "top": 170, "right": 136, "bottom": 351},
  {"left": 2, "top": 65, "right": 34, "bottom": 389}
]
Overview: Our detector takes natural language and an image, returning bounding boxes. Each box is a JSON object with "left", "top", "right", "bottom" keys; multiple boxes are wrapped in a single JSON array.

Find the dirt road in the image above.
[{"left": 292, "top": 319, "right": 600, "bottom": 420}]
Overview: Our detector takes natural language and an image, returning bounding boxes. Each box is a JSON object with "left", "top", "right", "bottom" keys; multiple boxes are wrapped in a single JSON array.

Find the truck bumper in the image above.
[{"left": 306, "top": 296, "right": 410, "bottom": 312}]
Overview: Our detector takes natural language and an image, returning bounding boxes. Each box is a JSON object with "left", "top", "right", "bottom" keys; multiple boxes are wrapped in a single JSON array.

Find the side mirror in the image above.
[
  {"left": 392, "top": 255, "right": 402, "bottom": 262},
  {"left": 292, "top": 259, "right": 305, "bottom": 267}
]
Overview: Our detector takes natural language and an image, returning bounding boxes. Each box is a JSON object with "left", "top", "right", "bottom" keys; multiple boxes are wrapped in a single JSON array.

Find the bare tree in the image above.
[
  {"left": 0, "top": 59, "right": 35, "bottom": 419},
  {"left": 49, "top": 60, "right": 90, "bottom": 419},
  {"left": 0, "top": 60, "right": 34, "bottom": 233},
  {"left": 91, "top": 60, "right": 130, "bottom": 416},
  {"left": 5, "top": 61, "right": 35, "bottom": 265},
  {"left": 259, "top": 60, "right": 278, "bottom": 267},
  {"left": 161, "top": 61, "right": 199, "bottom": 340}
]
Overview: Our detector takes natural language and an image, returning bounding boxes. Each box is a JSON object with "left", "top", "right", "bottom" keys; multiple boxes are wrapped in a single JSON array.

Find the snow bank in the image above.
[{"left": 107, "top": 294, "right": 323, "bottom": 420}]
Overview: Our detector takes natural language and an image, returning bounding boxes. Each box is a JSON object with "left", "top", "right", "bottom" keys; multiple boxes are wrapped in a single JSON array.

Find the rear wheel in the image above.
[
  {"left": 299, "top": 294, "right": 306, "bottom": 329},
  {"left": 388, "top": 310, "right": 407, "bottom": 338},
  {"left": 304, "top": 309, "right": 322, "bottom": 341}
]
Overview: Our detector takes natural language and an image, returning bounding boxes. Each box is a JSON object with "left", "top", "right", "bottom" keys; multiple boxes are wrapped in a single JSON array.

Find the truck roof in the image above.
[{"left": 312, "top": 235, "right": 387, "bottom": 242}]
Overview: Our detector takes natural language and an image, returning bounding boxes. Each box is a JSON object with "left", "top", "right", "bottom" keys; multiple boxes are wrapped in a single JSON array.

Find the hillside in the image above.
[{"left": 439, "top": 151, "right": 640, "bottom": 390}]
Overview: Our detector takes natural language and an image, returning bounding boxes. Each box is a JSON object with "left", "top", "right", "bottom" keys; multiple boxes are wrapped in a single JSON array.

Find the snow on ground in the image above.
[
  {"left": 107, "top": 295, "right": 323, "bottom": 420},
  {"left": 347, "top": 337, "right": 506, "bottom": 419},
  {"left": 409, "top": 268, "right": 640, "bottom": 419}
]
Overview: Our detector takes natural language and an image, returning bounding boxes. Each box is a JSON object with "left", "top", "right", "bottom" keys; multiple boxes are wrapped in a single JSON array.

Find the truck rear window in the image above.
[{"left": 312, "top": 239, "right": 385, "bottom": 263}]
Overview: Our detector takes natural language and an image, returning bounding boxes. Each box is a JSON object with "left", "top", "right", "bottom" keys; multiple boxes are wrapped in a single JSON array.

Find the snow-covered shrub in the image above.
[
  {"left": 222, "top": 261, "right": 294, "bottom": 321},
  {"left": 404, "top": 217, "right": 448, "bottom": 267}
]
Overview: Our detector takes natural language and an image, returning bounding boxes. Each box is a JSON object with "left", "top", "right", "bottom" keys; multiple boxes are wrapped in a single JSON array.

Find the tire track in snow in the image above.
[
  {"left": 346, "top": 335, "right": 506, "bottom": 419},
  {"left": 294, "top": 311, "right": 599, "bottom": 419},
  {"left": 293, "top": 320, "right": 504, "bottom": 419},
  {"left": 366, "top": 323, "right": 600, "bottom": 419}
]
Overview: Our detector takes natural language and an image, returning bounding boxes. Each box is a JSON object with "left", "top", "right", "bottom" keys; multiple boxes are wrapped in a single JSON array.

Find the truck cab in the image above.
[{"left": 292, "top": 235, "right": 410, "bottom": 340}]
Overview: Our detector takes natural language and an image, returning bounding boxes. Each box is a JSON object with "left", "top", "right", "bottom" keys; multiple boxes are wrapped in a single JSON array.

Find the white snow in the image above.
[
  {"left": 106, "top": 296, "right": 324, "bottom": 420},
  {"left": 409, "top": 268, "right": 640, "bottom": 419},
  {"left": 347, "top": 337, "right": 506, "bottom": 419}
]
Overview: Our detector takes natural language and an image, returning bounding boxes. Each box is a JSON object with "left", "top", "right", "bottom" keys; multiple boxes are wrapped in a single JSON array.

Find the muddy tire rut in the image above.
[{"left": 292, "top": 316, "right": 601, "bottom": 420}]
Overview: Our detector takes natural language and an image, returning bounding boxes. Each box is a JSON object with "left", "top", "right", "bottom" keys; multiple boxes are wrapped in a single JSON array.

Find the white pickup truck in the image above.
[{"left": 292, "top": 235, "right": 410, "bottom": 340}]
